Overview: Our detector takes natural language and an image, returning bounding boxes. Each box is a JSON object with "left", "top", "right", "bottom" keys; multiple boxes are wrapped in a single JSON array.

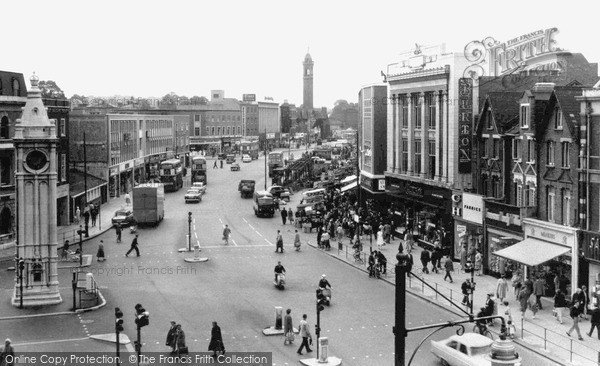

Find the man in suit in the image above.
[{"left": 296, "top": 314, "right": 313, "bottom": 355}]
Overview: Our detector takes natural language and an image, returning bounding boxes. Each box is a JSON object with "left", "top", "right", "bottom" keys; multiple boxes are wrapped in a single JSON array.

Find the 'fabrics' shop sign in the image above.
[{"left": 461, "top": 193, "right": 483, "bottom": 224}]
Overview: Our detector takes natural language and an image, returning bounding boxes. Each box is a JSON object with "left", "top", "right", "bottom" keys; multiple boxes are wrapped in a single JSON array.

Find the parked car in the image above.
[
  {"left": 230, "top": 163, "right": 241, "bottom": 171},
  {"left": 267, "top": 185, "right": 291, "bottom": 201},
  {"left": 112, "top": 209, "right": 135, "bottom": 226},
  {"left": 242, "top": 154, "right": 252, "bottom": 163},
  {"left": 430, "top": 333, "right": 511, "bottom": 366},
  {"left": 184, "top": 189, "right": 202, "bottom": 203},
  {"left": 192, "top": 182, "right": 206, "bottom": 195}
]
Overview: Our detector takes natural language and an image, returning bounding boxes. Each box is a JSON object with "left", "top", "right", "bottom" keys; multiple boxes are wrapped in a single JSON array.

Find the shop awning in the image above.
[
  {"left": 341, "top": 175, "right": 357, "bottom": 184},
  {"left": 492, "top": 238, "right": 570, "bottom": 266},
  {"left": 341, "top": 181, "right": 357, "bottom": 192}
]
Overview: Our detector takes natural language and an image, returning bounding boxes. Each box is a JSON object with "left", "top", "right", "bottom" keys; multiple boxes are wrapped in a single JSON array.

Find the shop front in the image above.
[
  {"left": 483, "top": 199, "right": 524, "bottom": 277},
  {"left": 359, "top": 173, "right": 386, "bottom": 203},
  {"left": 579, "top": 230, "right": 600, "bottom": 300},
  {"left": 386, "top": 177, "right": 453, "bottom": 254},
  {"left": 493, "top": 218, "right": 578, "bottom": 297},
  {"left": 452, "top": 192, "right": 484, "bottom": 261}
]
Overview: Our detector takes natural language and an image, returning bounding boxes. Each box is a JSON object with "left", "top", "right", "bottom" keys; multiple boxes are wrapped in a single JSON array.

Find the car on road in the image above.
[
  {"left": 184, "top": 188, "right": 202, "bottom": 203},
  {"left": 192, "top": 182, "right": 206, "bottom": 195},
  {"left": 112, "top": 208, "right": 135, "bottom": 226},
  {"left": 226, "top": 154, "right": 236, "bottom": 164},
  {"left": 242, "top": 154, "right": 252, "bottom": 163},
  {"left": 267, "top": 185, "right": 291, "bottom": 201},
  {"left": 431, "top": 333, "right": 504, "bottom": 366},
  {"left": 230, "top": 162, "right": 241, "bottom": 171}
]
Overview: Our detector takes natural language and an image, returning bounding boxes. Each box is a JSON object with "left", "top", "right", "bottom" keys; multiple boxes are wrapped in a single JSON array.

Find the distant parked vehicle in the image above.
[
  {"left": 230, "top": 163, "right": 241, "bottom": 171},
  {"left": 267, "top": 185, "right": 291, "bottom": 202},
  {"left": 184, "top": 188, "right": 202, "bottom": 203},
  {"left": 112, "top": 209, "right": 134, "bottom": 226}
]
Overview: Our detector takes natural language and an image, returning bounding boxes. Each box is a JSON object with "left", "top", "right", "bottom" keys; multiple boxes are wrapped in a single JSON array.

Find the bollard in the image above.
[
  {"left": 194, "top": 244, "right": 201, "bottom": 259},
  {"left": 85, "top": 273, "right": 94, "bottom": 291},
  {"left": 275, "top": 306, "right": 283, "bottom": 330}
]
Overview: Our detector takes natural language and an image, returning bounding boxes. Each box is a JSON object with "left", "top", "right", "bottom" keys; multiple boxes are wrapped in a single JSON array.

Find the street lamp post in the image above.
[
  {"left": 83, "top": 133, "right": 89, "bottom": 238},
  {"left": 18, "top": 257, "right": 24, "bottom": 309},
  {"left": 77, "top": 225, "right": 84, "bottom": 267},
  {"left": 394, "top": 250, "right": 410, "bottom": 366},
  {"left": 188, "top": 212, "right": 192, "bottom": 252}
]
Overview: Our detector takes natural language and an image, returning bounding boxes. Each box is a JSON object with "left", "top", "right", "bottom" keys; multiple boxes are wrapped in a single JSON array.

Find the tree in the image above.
[
  {"left": 190, "top": 96, "right": 208, "bottom": 105},
  {"left": 39, "top": 80, "right": 66, "bottom": 99}
]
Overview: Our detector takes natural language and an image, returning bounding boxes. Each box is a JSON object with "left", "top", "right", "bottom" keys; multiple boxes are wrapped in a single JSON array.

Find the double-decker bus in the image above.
[
  {"left": 267, "top": 151, "right": 284, "bottom": 177},
  {"left": 241, "top": 141, "right": 259, "bottom": 160},
  {"left": 159, "top": 159, "right": 183, "bottom": 192},
  {"left": 191, "top": 156, "right": 207, "bottom": 184}
]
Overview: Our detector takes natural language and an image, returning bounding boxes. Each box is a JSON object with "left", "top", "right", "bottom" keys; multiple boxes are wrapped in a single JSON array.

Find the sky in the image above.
[{"left": 3, "top": 0, "right": 600, "bottom": 109}]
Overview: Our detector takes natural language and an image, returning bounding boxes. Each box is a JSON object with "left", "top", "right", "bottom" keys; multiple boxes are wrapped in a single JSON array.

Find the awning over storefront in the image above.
[
  {"left": 341, "top": 175, "right": 357, "bottom": 184},
  {"left": 341, "top": 181, "right": 357, "bottom": 192},
  {"left": 492, "top": 238, "right": 570, "bottom": 266}
]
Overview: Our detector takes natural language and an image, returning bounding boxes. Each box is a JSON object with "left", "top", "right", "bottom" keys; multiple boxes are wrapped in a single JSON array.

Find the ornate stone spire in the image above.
[{"left": 17, "top": 73, "right": 52, "bottom": 127}]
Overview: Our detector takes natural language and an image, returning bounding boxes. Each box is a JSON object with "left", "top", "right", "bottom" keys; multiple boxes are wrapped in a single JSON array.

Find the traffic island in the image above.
[
  {"left": 90, "top": 333, "right": 131, "bottom": 345},
  {"left": 184, "top": 244, "right": 208, "bottom": 263},
  {"left": 299, "top": 356, "right": 342, "bottom": 366},
  {"left": 262, "top": 306, "right": 298, "bottom": 335}
]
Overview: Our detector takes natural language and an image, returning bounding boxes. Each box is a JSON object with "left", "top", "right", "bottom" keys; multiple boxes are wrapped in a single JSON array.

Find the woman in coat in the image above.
[
  {"left": 283, "top": 309, "right": 294, "bottom": 344},
  {"left": 474, "top": 250, "right": 483, "bottom": 276},
  {"left": 496, "top": 276, "right": 509, "bottom": 303},
  {"left": 518, "top": 287, "right": 529, "bottom": 319},
  {"left": 554, "top": 289, "right": 567, "bottom": 324},
  {"left": 294, "top": 230, "right": 301, "bottom": 251},
  {"left": 208, "top": 321, "right": 225, "bottom": 356},
  {"left": 174, "top": 324, "right": 186, "bottom": 355}
]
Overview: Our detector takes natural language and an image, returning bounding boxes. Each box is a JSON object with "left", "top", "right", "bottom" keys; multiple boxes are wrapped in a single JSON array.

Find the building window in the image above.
[
  {"left": 527, "top": 139, "right": 535, "bottom": 162},
  {"left": 481, "top": 176, "right": 488, "bottom": 196},
  {"left": 414, "top": 140, "right": 422, "bottom": 174},
  {"left": 520, "top": 104, "right": 530, "bottom": 128},
  {"left": 12, "top": 79, "right": 20, "bottom": 96},
  {"left": 217, "top": 127, "right": 221, "bottom": 135},
  {"left": 492, "top": 178, "right": 500, "bottom": 198},
  {"left": 562, "top": 188, "right": 571, "bottom": 225},
  {"left": 0, "top": 116, "right": 9, "bottom": 139},
  {"left": 547, "top": 141, "right": 555, "bottom": 166},
  {"left": 512, "top": 139, "right": 520, "bottom": 160},
  {"left": 205, "top": 127, "right": 209, "bottom": 135},
  {"left": 0, "top": 156, "right": 10, "bottom": 186},
  {"left": 486, "top": 110, "right": 493, "bottom": 130},
  {"left": 401, "top": 138, "right": 408, "bottom": 173},
  {"left": 60, "top": 154, "right": 66, "bottom": 182},
  {"left": 516, "top": 185, "right": 523, "bottom": 206},
  {"left": 547, "top": 186, "right": 555, "bottom": 222},
  {"left": 481, "top": 138, "right": 488, "bottom": 158},
  {"left": 59, "top": 118, "right": 66, "bottom": 136},
  {"left": 211, "top": 127, "right": 215, "bottom": 135},
  {"left": 492, "top": 139, "right": 499, "bottom": 159},
  {"left": 428, "top": 93, "right": 436, "bottom": 130},
  {"left": 401, "top": 96, "right": 408, "bottom": 129},
  {"left": 554, "top": 107, "right": 563, "bottom": 129},
  {"left": 237, "top": 126, "right": 241, "bottom": 134},
  {"left": 194, "top": 114, "right": 200, "bottom": 122},
  {"left": 561, "top": 142, "right": 570, "bottom": 168},
  {"left": 414, "top": 95, "right": 422, "bottom": 129},
  {"left": 428, "top": 140, "right": 436, "bottom": 179}
]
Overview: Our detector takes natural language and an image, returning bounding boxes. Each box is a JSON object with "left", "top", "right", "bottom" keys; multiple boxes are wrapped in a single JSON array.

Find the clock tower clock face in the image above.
[{"left": 25, "top": 150, "right": 49, "bottom": 172}]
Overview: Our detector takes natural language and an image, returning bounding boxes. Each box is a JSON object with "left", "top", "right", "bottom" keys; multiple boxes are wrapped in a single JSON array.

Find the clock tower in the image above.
[
  {"left": 12, "top": 74, "right": 62, "bottom": 306},
  {"left": 303, "top": 52, "right": 314, "bottom": 110}
]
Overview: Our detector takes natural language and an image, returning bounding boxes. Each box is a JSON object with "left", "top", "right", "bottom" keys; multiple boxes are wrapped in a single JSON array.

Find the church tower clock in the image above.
[{"left": 12, "top": 74, "right": 62, "bottom": 306}]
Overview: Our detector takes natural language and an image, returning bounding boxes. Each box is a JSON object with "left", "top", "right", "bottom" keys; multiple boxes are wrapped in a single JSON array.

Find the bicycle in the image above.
[{"left": 473, "top": 323, "right": 493, "bottom": 340}]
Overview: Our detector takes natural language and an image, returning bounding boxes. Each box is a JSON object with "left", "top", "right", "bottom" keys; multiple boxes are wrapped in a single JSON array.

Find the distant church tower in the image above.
[
  {"left": 303, "top": 52, "right": 314, "bottom": 110},
  {"left": 12, "top": 74, "right": 62, "bottom": 307}
]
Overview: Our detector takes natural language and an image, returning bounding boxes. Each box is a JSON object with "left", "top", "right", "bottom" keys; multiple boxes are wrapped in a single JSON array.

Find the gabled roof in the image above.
[
  {"left": 552, "top": 87, "right": 584, "bottom": 138},
  {"left": 512, "top": 162, "right": 524, "bottom": 175},
  {"left": 557, "top": 169, "right": 574, "bottom": 184},
  {"left": 486, "top": 92, "right": 521, "bottom": 132}
]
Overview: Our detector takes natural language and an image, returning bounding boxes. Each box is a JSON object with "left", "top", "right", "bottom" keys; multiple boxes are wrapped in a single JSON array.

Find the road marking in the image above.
[
  {"left": 219, "top": 219, "right": 223, "bottom": 224},
  {"left": 14, "top": 337, "right": 90, "bottom": 346},
  {"left": 256, "top": 231, "right": 262, "bottom": 237},
  {"left": 197, "top": 244, "right": 273, "bottom": 249},
  {"left": 243, "top": 218, "right": 248, "bottom": 223},
  {"left": 264, "top": 239, "right": 273, "bottom": 245},
  {"left": 232, "top": 239, "right": 238, "bottom": 246},
  {"left": 194, "top": 232, "right": 198, "bottom": 239}
]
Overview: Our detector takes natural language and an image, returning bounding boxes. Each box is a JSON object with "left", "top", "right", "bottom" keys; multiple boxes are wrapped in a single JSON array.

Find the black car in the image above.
[{"left": 112, "top": 209, "right": 135, "bottom": 226}]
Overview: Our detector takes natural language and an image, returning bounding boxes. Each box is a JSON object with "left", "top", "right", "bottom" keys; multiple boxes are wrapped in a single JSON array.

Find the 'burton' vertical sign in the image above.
[{"left": 458, "top": 78, "right": 473, "bottom": 174}]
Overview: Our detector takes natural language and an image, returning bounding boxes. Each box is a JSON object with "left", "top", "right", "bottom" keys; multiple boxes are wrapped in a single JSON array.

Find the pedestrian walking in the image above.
[
  {"left": 420, "top": 248, "right": 431, "bottom": 274},
  {"left": 83, "top": 208, "right": 90, "bottom": 227},
  {"left": 523, "top": 276, "right": 534, "bottom": 296},
  {"left": 377, "top": 251, "right": 387, "bottom": 275},
  {"left": 166, "top": 321, "right": 177, "bottom": 354},
  {"left": 443, "top": 255, "right": 454, "bottom": 283},
  {"left": 281, "top": 208, "right": 288, "bottom": 225},
  {"left": 125, "top": 193, "right": 131, "bottom": 206},
  {"left": 554, "top": 289, "right": 567, "bottom": 324},
  {"left": 115, "top": 224, "right": 122, "bottom": 243},
  {"left": 512, "top": 271, "right": 523, "bottom": 300},
  {"left": 502, "top": 301, "right": 515, "bottom": 338},
  {"left": 336, "top": 224, "right": 344, "bottom": 246},
  {"left": 406, "top": 250, "right": 414, "bottom": 277},
  {"left": 220, "top": 160, "right": 223, "bottom": 169},
  {"left": 566, "top": 304, "right": 584, "bottom": 340},
  {"left": 296, "top": 314, "right": 313, "bottom": 355},
  {"left": 316, "top": 226, "right": 323, "bottom": 249},
  {"left": 496, "top": 276, "right": 509, "bottom": 303},
  {"left": 533, "top": 277, "right": 546, "bottom": 310},
  {"left": 61, "top": 240, "right": 70, "bottom": 261},
  {"left": 485, "top": 293, "right": 497, "bottom": 323},
  {"left": 581, "top": 285, "right": 590, "bottom": 320},
  {"left": 283, "top": 309, "right": 294, "bottom": 345},
  {"left": 474, "top": 250, "right": 483, "bottom": 276},
  {"left": 75, "top": 206, "right": 81, "bottom": 224},
  {"left": 383, "top": 222, "right": 391, "bottom": 244},
  {"left": 174, "top": 324, "right": 187, "bottom": 355},
  {"left": 572, "top": 288, "right": 585, "bottom": 320},
  {"left": 288, "top": 208, "right": 294, "bottom": 225},
  {"left": 97, "top": 242, "right": 106, "bottom": 262},
  {"left": 208, "top": 321, "right": 225, "bottom": 357},
  {"left": 528, "top": 291, "right": 539, "bottom": 319},
  {"left": 518, "top": 287, "right": 529, "bottom": 319},
  {"left": 222, "top": 225, "right": 231, "bottom": 245},
  {"left": 376, "top": 229, "right": 384, "bottom": 251},
  {"left": 275, "top": 230, "right": 284, "bottom": 253},
  {"left": 213, "top": 160, "right": 218, "bottom": 169},
  {"left": 461, "top": 279, "right": 473, "bottom": 307},
  {"left": 321, "top": 231, "right": 330, "bottom": 251},
  {"left": 0, "top": 339, "right": 15, "bottom": 366},
  {"left": 91, "top": 204, "right": 98, "bottom": 227},
  {"left": 587, "top": 306, "right": 600, "bottom": 339},
  {"left": 294, "top": 230, "right": 301, "bottom": 251},
  {"left": 125, "top": 234, "right": 140, "bottom": 257},
  {"left": 459, "top": 245, "right": 467, "bottom": 273}
]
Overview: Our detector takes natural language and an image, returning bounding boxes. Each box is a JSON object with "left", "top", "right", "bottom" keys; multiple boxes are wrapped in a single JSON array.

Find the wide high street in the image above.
[{"left": 0, "top": 148, "right": 562, "bottom": 366}]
